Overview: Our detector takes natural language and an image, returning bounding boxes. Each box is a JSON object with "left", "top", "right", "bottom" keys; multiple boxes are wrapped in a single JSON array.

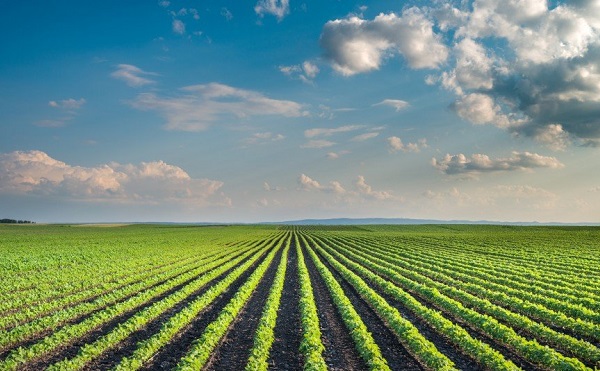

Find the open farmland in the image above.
[{"left": 0, "top": 224, "right": 599, "bottom": 370}]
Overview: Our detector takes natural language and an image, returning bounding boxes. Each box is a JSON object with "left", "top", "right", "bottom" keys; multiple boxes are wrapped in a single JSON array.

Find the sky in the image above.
[{"left": 1, "top": 0, "right": 600, "bottom": 223}]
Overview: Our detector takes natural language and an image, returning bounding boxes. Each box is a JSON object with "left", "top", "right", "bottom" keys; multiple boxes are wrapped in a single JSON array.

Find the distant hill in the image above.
[{"left": 261, "top": 218, "right": 600, "bottom": 226}]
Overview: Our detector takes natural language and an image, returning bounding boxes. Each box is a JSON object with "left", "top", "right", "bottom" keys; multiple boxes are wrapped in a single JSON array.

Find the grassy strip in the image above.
[
  {"left": 323, "top": 237, "right": 590, "bottom": 371},
  {"left": 0, "top": 238, "right": 273, "bottom": 370},
  {"left": 244, "top": 234, "right": 291, "bottom": 371},
  {"left": 175, "top": 234, "right": 285, "bottom": 370},
  {"left": 295, "top": 232, "right": 327, "bottom": 371},
  {"left": 301, "top": 234, "right": 390, "bottom": 371},
  {"left": 305, "top": 234, "right": 456, "bottom": 371}
]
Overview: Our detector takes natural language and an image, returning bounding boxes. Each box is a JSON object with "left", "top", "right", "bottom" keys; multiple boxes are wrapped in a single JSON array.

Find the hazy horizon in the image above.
[{"left": 1, "top": 1, "right": 600, "bottom": 223}]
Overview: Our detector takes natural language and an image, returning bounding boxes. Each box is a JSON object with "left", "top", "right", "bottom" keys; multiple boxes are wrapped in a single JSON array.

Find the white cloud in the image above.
[
  {"left": 373, "top": 99, "right": 409, "bottom": 112},
  {"left": 387, "top": 136, "right": 427, "bottom": 153},
  {"left": 300, "top": 140, "right": 336, "bottom": 149},
  {"left": 48, "top": 98, "right": 86, "bottom": 111},
  {"left": 351, "top": 132, "right": 379, "bottom": 141},
  {"left": 255, "top": 0, "right": 290, "bottom": 21},
  {"left": 427, "top": 1, "right": 600, "bottom": 146},
  {"left": 0, "top": 150, "right": 226, "bottom": 205},
  {"left": 432, "top": 151, "right": 564, "bottom": 176},
  {"left": 355, "top": 175, "right": 393, "bottom": 200},
  {"left": 130, "top": 83, "right": 306, "bottom": 131},
  {"left": 263, "top": 182, "right": 284, "bottom": 192},
  {"left": 298, "top": 174, "right": 346, "bottom": 194},
  {"left": 172, "top": 19, "right": 185, "bottom": 34},
  {"left": 532, "top": 124, "right": 571, "bottom": 151},
  {"left": 111, "top": 64, "right": 156, "bottom": 87},
  {"left": 326, "top": 150, "right": 350, "bottom": 159},
  {"left": 304, "top": 125, "right": 364, "bottom": 138},
  {"left": 279, "top": 60, "right": 320, "bottom": 83},
  {"left": 320, "top": 8, "right": 448, "bottom": 75},
  {"left": 243, "top": 132, "right": 285, "bottom": 145},
  {"left": 158, "top": 1, "right": 170, "bottom": 8}
]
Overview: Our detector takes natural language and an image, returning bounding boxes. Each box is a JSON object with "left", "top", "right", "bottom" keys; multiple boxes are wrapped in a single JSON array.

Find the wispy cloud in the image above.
[
  {"left": 48, "top": 98, "right": 86, "bottom": 111},
  {"left": 351, "top": 132, "right": 379, "bottom": 141},
  {"left": 432, "top": 151, "right": 564, "bottom": 176},
  {"left": 373, "top": 99, "right": 409, "bottom": 112},
  {"left": 111, "top": 64, "right": 157, "bottom": 87},
  {"left": 300, "top": 140, "right": 336, "bottom": 149},
  {"left": 36, "top": 98, "right": 87, "bottom": 128},
  {"left": 243, "top": 132, "right": 285, "bottom": 145},
  {"left": 298, "top": 174, "right": 395, "bottom": 201},
  {"left": 172, "top": 19, "right": 185, "bottom": 34},
  {"left": 130, "top": 83, "right": 306, "bottom": 131},
  {"left": 280, "top": 61, "right": 320, "bottom": 83},
  {"left": 304, "top": 125, "right": 364, "bottom": 138}
]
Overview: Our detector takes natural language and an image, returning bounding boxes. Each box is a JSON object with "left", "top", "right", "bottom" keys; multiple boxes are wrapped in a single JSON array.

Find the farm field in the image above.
[{"left": 0, "top": 224, "right": 599, "bottom": 370}]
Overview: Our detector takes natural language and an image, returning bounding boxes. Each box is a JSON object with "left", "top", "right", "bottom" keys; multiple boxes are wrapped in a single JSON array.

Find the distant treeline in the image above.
[{"left": 0, "top": 219, "right": 35, "bottom": 224}]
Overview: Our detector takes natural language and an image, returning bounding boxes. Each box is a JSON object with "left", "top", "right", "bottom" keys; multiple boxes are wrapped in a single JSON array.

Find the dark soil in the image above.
[
  {"left": 140, "top": 242, "right": 278, "bottom": 370},
  {"left": 318, "top": 237, "right": 483, "bottom": 370},
  {"left": 302, "top": 241, "right": 366, "bottom": 370},
  {"left": 84, "top": 249, "right": 260, "bottom": 370},
  {"left": 19, "top": 246, "right": 260, "bottom": 370},
  {"left": 266, "top": 238, "right": 303, "bottom": 370},
  {"left": 204, "top": 247, "right": 284, "bottom": 370},
  {"left": 307, "top": 244, "right": 424, "bottom": 371}
]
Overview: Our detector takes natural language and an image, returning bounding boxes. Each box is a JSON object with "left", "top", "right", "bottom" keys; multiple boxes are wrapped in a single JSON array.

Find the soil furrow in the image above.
[
  {"left": 309, "top": 244, "right": 424, "bottom": 371},
  {"left": 267, "top": 238, "right": 303, "bottom": 370},
  {"left": 302, "top": 241, "right": 365, "bottom": 371},
  {"left": 205, "top": 247, "right": 284, "bottom": 370},
  {"left": 140, "top": 248, "right": 272, "bottom": 370}
]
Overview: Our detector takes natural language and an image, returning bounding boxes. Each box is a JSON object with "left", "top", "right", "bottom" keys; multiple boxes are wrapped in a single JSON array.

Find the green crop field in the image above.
[{"left": 0, "top": 224, "right": 599, "bottom": 370}]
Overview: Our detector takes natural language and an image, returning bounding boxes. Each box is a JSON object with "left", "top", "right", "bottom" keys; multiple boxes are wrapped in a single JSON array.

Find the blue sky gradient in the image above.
[{"left": 1, "top": 0, "right": 599, "bottom": 222}]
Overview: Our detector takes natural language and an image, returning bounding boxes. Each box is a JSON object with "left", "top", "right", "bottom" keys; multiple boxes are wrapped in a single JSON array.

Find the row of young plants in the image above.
[
  {"left": 321, "top": 235, "right": 592, "bottom": 371},
  {"left": 174, "top": 234, "right": 286, "bottom": 370},
  {"left": 311, "top": 234, "right": 521, "bottom": 371},
  {"left": 244, "top": 234, "right": 291, "bottom": 371},
  {"left": 362, "top": 237, "right": 600, "bottom": 343},
  {"left": 323, "top": 235, "right": 600, "bottom": 368},
  {"left": 309, "top": 237, "right": 461, "bottom": 370},
  {"left": 0, "top": 238, "right": 265, "bottom": 354},
  {"left": 377, "top": 236, "right": 600, "bottom": 313},
  {"left": 0, "top": 236, "right": 278, "bottom": 370},
  {"left": 392, "top": 239, "right": 600, "bottom": 312},
  {"left": 299, "top": 234, "right": 391, "bottom": 371},
  {"left": 52, "top": 233, "right": 288, "bottom": 371},
  {"left": 295, "top": 233, "right": 328, "bottom": 371},
  {"left": 0, "top": 244, "right": 248, "bottom": 332}
]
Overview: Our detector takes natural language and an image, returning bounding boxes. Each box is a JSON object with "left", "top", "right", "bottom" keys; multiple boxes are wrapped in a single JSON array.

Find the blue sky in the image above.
[{"left": 1, "top": 0, "right": 599, "bottom": 223}]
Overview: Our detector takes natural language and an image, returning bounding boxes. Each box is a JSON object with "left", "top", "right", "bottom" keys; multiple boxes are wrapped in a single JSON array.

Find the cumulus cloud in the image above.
[
  {"left": 300, "top": 140, "right": 336, "bottom": 149},
  {"left": 255, "top": 0, "right": 289, "bottom": 21},
  {"left": 320, "top": 7, "right": 448, "bottom": 75},
  {"left": 425, "top": 0, "right": 600, "bottom": 147},
  {"left": 351, "top": 132, "right": 379, "bottom": 141},
  {"left": 130, "top": 83, "right": 305, "bottom": 131},
  {"left": 111, "top": 64, "right": 156, "bottom": 87},
  {"left": 0, "top": 150, "right": 226, "bottom": 205},
  {"left": 355, "top": 175, "right": 393, "bottom": 200},
  {"left": 432, "top": 151, "right": 564, "bottom": 176},
  {"left": 373, "top": 99, "right": 409, "bottom": 111},
  {"left": 387, "top": 136, "right": 428, "bottom": 153},
  {"left": 304, "top": 125, "right": 363, "bottom": 138},
  {"left": 279, "top": 61, "right": 320, "bottom": 83},
  {"left": 172, "top": 19, "right": 185, "bottom": 34},
  {"left": 298, "top": 174, "right": 394, "bottom": 201}
]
